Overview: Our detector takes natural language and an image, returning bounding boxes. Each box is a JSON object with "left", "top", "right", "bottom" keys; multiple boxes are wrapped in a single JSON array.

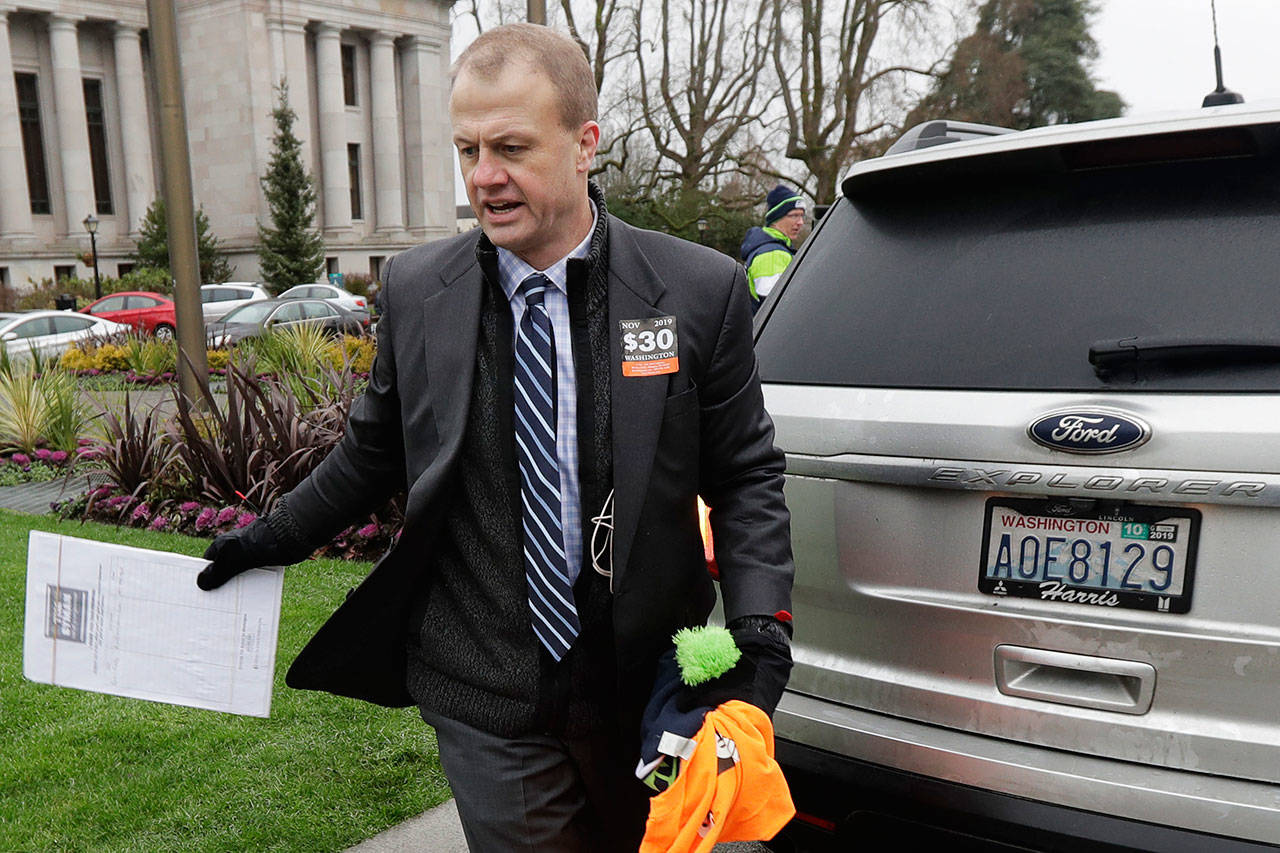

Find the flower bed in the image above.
[{"left": 55, "top": 485, "right": 398, "bottom": 561}]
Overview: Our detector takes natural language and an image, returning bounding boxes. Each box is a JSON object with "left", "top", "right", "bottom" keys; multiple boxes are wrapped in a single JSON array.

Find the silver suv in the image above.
[{"left": 756, "top": 104, "right": 1280, "bottom": 850}]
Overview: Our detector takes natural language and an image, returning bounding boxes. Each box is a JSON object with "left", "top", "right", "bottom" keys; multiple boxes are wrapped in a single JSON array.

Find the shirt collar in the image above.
[{"left": 497, "top": 200, "right": 598, "bottom": 301}]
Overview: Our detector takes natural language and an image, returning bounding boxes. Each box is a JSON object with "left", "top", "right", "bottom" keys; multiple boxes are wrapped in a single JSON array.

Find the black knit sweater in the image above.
[{"left": 404, "top": 186, "right": 618, "bottom": 738}]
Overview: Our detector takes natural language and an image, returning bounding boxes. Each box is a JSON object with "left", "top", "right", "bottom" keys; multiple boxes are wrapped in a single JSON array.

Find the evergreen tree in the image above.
[
  {"left": 908, "top": 0, "right": 1124, "bottom": 130},
  {"left": 132, "top": 197, "right": 234, "bottom": 284},
  {"left": 257, "top": 82, "right": 325, "bottom": 293}
]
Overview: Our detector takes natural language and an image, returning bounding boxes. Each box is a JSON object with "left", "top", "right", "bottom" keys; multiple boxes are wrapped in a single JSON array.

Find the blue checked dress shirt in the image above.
[{"left": 496, "top": 201, "right": 597, "bottom": 586}]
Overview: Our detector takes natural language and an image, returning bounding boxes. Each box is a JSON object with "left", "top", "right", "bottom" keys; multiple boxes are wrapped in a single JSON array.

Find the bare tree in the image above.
[
  {"left": 632, "top": 0, "right": 776, "bottom": 195},
  {"left": 771, "top": 0, "right": 937, "bottom": 203}
]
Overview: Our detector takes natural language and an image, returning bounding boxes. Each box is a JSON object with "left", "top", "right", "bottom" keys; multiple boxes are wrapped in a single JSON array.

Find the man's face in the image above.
[
  {"left": 774, "top": 208, "right": 805, "bottom": 241},
  {"left": 450, "top": 62, "right": 600, "bottom": 269}
]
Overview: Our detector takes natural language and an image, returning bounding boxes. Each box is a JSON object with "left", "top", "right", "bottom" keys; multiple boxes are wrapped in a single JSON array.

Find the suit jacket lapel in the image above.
[
  {"left": 608, "top": 221, "right": 670, "bottom": 591},
  {"left": 411, "top": 240, "right": 483, "bottom": 505}
]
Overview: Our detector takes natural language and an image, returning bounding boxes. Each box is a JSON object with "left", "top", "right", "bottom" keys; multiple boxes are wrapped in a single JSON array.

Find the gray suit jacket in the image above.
[{"left": 283, "top": 214, "right": 793, "bottom": 706}]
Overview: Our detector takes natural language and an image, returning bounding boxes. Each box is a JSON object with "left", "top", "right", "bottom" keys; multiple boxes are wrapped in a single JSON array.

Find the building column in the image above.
[
  {"left": 48, "top": 14, "right": 95, "bottom": 237},
  {"left": 402, "top": 35, "right": 447, "bottom": 236},
  {"left": 279, "top": 21, "right": 312, "bottom": 171},
  {"left": 112, "top": 23, "right": 153, "bottom": 236},
  {"left": 313, "top": 22, "right": 349, "bottom": 233},
  {"left": 266, "top": 18, "right": 285, "bottom": 86},
  {"left": 0, "top": 8, "right": 34, "bottom": 238},
  {"left": 369, "top": 31, "right": 403, "bottom": 233}
]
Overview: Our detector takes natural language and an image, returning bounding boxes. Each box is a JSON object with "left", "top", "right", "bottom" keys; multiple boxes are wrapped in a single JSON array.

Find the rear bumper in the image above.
[{"left": 774, "top": 692, "right": 1280, "bottom": 850}]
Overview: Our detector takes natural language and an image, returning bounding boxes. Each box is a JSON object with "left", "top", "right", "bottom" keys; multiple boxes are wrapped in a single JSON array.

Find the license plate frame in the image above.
[{"left": 979, "top": 497, "right": 1201, "bottom": 613}]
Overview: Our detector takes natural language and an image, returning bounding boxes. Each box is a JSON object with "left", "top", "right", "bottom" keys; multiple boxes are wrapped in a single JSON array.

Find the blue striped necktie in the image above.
[{"left": 514, "top": 273, "right": 580, "bottom": 660}]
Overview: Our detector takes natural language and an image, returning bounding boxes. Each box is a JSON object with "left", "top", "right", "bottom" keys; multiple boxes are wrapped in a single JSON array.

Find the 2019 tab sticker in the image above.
[{"left": 620, "top": 316, "right": 679, "bottom": 377}]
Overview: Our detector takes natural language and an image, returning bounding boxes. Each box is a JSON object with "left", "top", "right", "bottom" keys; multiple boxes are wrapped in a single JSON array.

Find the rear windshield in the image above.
[{"left": 756, "top": 153, "right": 1280, "bottom": 391}]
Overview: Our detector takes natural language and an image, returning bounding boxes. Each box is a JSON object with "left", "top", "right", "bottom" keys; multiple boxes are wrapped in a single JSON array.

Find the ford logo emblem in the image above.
[{"left": 1027, "top": 409, "right": 1150, "bottom": 454}]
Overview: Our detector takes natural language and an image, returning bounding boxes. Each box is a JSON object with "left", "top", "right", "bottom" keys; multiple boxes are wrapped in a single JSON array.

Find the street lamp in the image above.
[
  {"left": 697, "top": 217, "right": 708, "bottom": 245},
  {"left": 82, "top": 213, "right": 102, "bottom": 300}
]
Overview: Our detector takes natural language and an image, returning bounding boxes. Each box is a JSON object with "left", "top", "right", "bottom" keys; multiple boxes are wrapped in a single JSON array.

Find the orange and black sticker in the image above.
[{"left": 620, "top": 316, "right": 679, "bottom": 377}]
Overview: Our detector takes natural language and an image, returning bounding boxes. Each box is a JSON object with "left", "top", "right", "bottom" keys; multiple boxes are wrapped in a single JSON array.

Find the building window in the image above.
[
  {"left": 341, "top": 44, "right": 357, "bottom": 106},
  {"left": 326, "top": 257, "right": 339, "bottom": 276},
  {"left": 348, "top": 143, "right": 363, "bottom": 220},
  {"left": 82, "top": 79, "right": 113, "bottom": 214},
  {"left": 117, "top": 262, "right": 134, "bottom": 277},
  {"left": 53, "top": 265, "right": 76, "bottom": 283},
  {"left": 369, "top": 256, "right": 384, "bottom": 279},
  {"left": 15, "top": 73, "right": 51, "bottom": 215}
]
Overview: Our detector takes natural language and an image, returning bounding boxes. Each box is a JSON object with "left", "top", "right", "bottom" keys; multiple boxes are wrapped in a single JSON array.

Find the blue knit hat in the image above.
[{"left": 764, "top": 184, "right": 803, "bottom": 225}]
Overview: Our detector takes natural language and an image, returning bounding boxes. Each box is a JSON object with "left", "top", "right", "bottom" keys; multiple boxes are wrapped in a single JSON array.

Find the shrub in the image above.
[
  {"left": 206, "top": 348, "right": 231, "bottom": 371},
  {"left": 59, "top": 348, "right": 96, "bottom": 372},
  {"left": 342, "top": 272, "right": 374, "bottom": 297},
  {"left": 93, "top": 343, "right": 130, "bottom": 372},
  {"left": 167, "top": 356, "right": 351, "bottom": 508},
  {"left": 90, "top": 392, "right": 178, "bottom": 509},
  {"left": 0, "top": 366, "right": 93, "bottom": 454},
  {"left": 326, "top": 335, "right": 375, "bottom": 374},
  {"left": 122, "top": 335, "right": 177, "bottom": 377},
  {"left": 40, "top": 370, "right": 93, "bottom": 453}
]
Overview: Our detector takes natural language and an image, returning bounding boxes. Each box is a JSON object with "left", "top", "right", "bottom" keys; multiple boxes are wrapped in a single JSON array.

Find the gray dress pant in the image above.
[{"left": 422, "top": 709, "right": 650, "bottom": 852}]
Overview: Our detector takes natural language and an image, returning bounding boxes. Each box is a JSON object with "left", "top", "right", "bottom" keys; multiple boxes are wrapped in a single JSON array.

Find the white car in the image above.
[
  {"left": 0, "top": 310, "right": 127, "bottom": 359},
  {"left": 279, "top": 283, "right": 371, "bottom": 329},
  {"left": 200, "top": 282, "right": 271, "bottom": 324}
]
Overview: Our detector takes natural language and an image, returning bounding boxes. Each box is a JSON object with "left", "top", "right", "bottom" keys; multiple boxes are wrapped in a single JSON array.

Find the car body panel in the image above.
[
  {"left": 0, "top": 311, "right": 125, "bottom": 358},
  {"left": 279, "top": 283, "right": 370, "bottom": 328},
  {"left": 80, "top": 291, "right": 175, "bottom": 336},
  {"left": 206, "top": 297, "right": 362, "bottom": 346},
  {"left": 200, "top": 283, "right": 270, "bottom": 323},
  {"left": 775, "top": 693, "right": 1280, "bottom": 844}
]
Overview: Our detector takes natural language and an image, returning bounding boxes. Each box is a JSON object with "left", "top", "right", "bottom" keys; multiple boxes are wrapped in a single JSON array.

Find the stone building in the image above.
[{"left": 0, "top": 0, "right": 454, "bottom": 291}]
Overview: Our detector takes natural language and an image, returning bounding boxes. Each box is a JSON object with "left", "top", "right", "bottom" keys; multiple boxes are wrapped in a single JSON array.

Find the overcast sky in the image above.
[
  {"left": 1093, "top": 0, "right": 1280, "bottom": 114},
  {"left": 451, "top": 0, "right": 1280, "bottom": 204}
]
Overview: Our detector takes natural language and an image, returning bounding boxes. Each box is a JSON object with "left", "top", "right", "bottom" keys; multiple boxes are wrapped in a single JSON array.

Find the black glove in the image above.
[
  {"left": 196, "top": 514, "right": 309, "bottom": 590},
  {"left": 676, "top": 616, "right": 793, "bottom": 716}
]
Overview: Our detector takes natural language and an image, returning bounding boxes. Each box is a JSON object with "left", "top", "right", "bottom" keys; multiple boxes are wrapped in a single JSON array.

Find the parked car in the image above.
[
  {"left": 80, "top": 291, "right": 176, "bottom": 339},
  {"left": 278, "top": 283, "right": 371, "bottom": 329},
  {"left": 0, "top": 310, "right": 126, "bottom": 359},
  {"left": 206, "top": 297, "right": 363, "bottom": 347},
  {"left": 200, "top": 282, "right": 271, "bottom": 324},
  {"left": 754, "top": 103, "right": 1280, "bottom": 850}
]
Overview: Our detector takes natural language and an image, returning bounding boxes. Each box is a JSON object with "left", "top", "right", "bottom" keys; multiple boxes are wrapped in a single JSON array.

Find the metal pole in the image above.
[
  {"left": 144, "top": 0, "right": 207, "bottom": 403},
  {"left": 89, "top": 231, "right": 101, "bottom": 299},
  {"left": 527, "top": 0, "right": 546, "bottom": 24}
]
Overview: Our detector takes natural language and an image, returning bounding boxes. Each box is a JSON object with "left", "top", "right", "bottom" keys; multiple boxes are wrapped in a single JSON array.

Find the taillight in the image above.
[{"left": 355, "top": 298, "right": 366, "bottom": 307}]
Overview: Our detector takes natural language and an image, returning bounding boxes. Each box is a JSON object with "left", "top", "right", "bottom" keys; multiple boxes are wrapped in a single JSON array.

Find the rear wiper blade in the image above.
[{"left": 1090, "top": 336, "right": 1280, "bottom": 373}]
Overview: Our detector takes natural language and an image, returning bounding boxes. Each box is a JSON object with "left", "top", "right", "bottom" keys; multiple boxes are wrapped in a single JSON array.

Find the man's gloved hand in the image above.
[
  {"left": 676, "top": 616, "right": 793, "bottom": 716},
  {"left": 197, "top": 517, "right": 305, "bottom": 590}
]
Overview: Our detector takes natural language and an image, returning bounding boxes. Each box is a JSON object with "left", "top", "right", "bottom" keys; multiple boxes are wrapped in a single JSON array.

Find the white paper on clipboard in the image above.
[{"left": 22, "top": 530, "right": 283, "bottom": 717}]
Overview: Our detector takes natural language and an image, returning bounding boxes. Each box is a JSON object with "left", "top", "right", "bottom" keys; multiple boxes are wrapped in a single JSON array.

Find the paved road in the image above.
[{"left": 346, "top": 798, "right": 769, "bottom": 852}]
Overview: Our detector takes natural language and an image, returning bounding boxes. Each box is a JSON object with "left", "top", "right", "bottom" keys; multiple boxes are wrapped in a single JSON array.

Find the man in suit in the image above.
[{"left": 197, "top": 22, "right": 793, "bottom": 851}]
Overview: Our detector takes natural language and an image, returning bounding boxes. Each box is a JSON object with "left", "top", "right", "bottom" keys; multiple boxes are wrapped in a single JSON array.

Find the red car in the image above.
[{"left": 80, "top": 291, "right": 177, "bottom": 339}]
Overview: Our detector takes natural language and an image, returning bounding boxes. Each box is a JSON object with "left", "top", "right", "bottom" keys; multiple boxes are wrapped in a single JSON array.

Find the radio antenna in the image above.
[{"left": 1202, "top": 0, "right": 1244, "bottom": 106}]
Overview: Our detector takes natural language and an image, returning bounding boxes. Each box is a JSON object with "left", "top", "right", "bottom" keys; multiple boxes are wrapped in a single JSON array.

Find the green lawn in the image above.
[{"left": 0, "top": 512, "right": 451, "bottom": 852}]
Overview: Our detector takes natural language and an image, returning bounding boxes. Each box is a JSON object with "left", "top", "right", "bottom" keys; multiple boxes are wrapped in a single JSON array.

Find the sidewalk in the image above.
[
  {"left": 345, "top": 798, "right": 765, "bottom": 852},
  {"left": 0, "top": 474, "right": 104, "bottom": 514}
]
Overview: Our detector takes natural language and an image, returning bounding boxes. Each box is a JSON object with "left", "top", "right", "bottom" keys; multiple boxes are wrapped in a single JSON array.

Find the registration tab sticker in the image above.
[{"left": 620, "top": 316, "right": 679, "bottom": 377}]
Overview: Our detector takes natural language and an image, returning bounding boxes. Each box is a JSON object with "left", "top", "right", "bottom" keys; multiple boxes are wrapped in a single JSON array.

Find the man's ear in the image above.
[{"left": 577, "top": 121, "right": 601, "bottom": 173}]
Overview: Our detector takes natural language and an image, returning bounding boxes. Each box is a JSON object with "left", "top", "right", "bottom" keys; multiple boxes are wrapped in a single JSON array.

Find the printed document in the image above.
[{"left": 23, "top": 531, "right": 283, "bottom": 717}]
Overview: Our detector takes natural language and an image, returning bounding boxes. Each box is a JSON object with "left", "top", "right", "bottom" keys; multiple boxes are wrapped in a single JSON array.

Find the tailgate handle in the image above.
[{"left": 994, "top": 645, "right": 1156, "bottom": 715}]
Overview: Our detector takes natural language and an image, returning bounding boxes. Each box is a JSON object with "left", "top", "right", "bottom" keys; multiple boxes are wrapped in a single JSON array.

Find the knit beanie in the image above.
[{"left": 764, "top": 185, "right": 802, "bottom": 225}]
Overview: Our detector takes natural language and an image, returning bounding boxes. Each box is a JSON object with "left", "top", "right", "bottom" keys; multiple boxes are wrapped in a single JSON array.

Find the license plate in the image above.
[{"left": 979, "top": 497, "right": 1200, "bottom": 613}]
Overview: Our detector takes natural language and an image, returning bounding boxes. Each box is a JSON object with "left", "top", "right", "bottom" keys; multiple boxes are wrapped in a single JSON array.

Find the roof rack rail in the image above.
[{"left": 885, "top": 120, "right": 1017, "bottom": 156}]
